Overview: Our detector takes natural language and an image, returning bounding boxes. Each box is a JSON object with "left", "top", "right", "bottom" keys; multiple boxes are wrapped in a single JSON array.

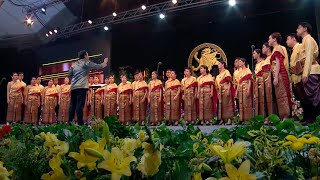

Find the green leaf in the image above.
[
  {"left": 248, "top": 130, "right": 260, "bottom": 137},
  {"left": 268, "top": 114, "right": 280, "bottom": 125},
  {"left": 202, "top": 163, "right": 212, "bottom": 171}
]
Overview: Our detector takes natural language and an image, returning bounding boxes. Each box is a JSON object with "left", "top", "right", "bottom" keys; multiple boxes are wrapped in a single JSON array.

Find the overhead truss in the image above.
[{"left": 54, "top": 0, "right": 226, "bottom": 39}]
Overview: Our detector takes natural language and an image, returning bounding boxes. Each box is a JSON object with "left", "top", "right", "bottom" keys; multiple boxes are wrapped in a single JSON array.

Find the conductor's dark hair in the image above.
[{"left": 78, "top": 50, "right": 87, "bottom": 59}]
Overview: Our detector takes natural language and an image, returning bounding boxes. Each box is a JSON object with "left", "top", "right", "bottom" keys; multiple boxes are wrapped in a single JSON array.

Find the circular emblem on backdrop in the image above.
[{"left": 188, "top": 43, "right": 228, "bottom": 76}]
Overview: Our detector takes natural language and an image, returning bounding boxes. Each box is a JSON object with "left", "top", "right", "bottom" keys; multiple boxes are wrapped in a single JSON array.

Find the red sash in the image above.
[
  {"left": 151, "top": 84, "right": 162, "bottom": 92},
  {"left": 95, "top": 88, "right": 104, "bottom": 94},
  {"left": 200, "top": 81, "right": 214, "bottom": 87},
  {"left": 186, "top": 82, "right": 198, "bottom": 89},
  {"left": 168, "top": 85, "right": 181, "bottom": 90},
  {"left": 107, "top": 88, "right": 117, "bottom": 93},
  {"left": 256, "top": 71, "right": 263, "bottom": 77},
  {"left": 135, "top": 86, "right": 148, "bottom": 91},
  {"left": 62, "top": 91, "right": 70, "bottom": 95},
  {"left": 47, "top": 93, "right": 58, "bottom": 97},
  {"left": 262, "top": 64, "right": 271, "bottom": 71},
  {"left": 120, "top": 89, "right": 133, "bottom": 94}
]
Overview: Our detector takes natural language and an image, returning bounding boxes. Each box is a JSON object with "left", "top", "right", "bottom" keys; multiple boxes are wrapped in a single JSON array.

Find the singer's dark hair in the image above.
[
  {"left": 200, "top": 65, "right": 209, "bottom": 73},
  {"left": 254, "top": 49, "right": 266, "bottom": 59},
  {"left": 120, "top": 74, "right": 127, "bottom": 78},
  {"left": 263, "top": 42, "right": 273, "bottom": 52},
  {"left": 134, "top": 70, "right": 142, "bottom": 75},
  {"left": 78, "top": 50, "right": 87, "bottom": 59},
  {"left": 36, "top": 76, "right": 41, "bottom": 79},
  {"left": 166, "top": 69, "right": 172, "bottom": 72},
  {"left": 18, "top": 72, "right": 23, "bottom": 75},
  {"left": 298, "top": 22, "right": 312, "bottom": 34},
  {"left": 239, "top": 58, "right": 247, "bottom": 66},
  {"left": 287, "top": 33, "right": 300, "bottom": 42},
  {"left": 171, "top": 70, "right": 177, "bottom": 75},
  {"left": 12, "top": 72, "right": 18, "bottom": 76},
  {"left": 184, "top": 67, "right": 192, "bottom": 72},
  {"left": 53, "top": 77, "right": 58, "bottom": 80},
  {"left": 89, "top": 76, "right": 94, "bottom": 79},
  {"left": 31, "top": 77, "right": 36, "bottom": 80},
  {"left": 270, "top": 32, "right": 282, "bottom": 44},
  {"left": 151, "top": 71, "right": 158, "bottom": 78},
  {"left": 219, "top": 61, "right": 228, "bottom": 69},
  {"left": 108, "top": 74, "right": 115, "bottom": 78},
  {"left": 235, "top": 57, "right": 241, "bottom": 61}
]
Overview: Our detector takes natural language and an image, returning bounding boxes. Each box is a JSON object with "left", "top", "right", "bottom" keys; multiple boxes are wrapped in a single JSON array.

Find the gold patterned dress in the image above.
[
  {"left": 132, "top": 81, "right": 148, "bottom": 123},
  {"left": 216, "top": 70, "right": 235, "bottom": 120},
  {"left": 118, "top": 82, "right": 132, "bottom": 123},
  {"left": 57, "top": 84, "right": 70, "bottom": 123},
  {"left": 270, "top": 45, "right": 292, "bottom": 119},
  {"left": 165, "top": 79, "right": 181, "bottom": 123},
  {"left": 238, "top": 68, "right": 254, "bottom": 122},
  {"left": 255, "top": 58, "right": 273, "bottom": 118},
  {"left": 103, "top": 83, "right": 118, "bottom": 117},
  {"left": 7, "top": 81, "right": 24, "bottom": 123},
  {"left": 90, "top": 87, "right": 103, "bottom": 119},
  {"left": 197, "top": 74, "right": 216, "bottom": 122},
  {"left": 181, "top": 76, "right": 197, "bottom": 122},
  {"left": 149, "top": 79, "right": 163, "bottom": 124},
  {"left": 24, "top": 85, "right": 41, "bottom": 124},
  {"left": 42, "top": 86, "right": 58, "bottom": 124}
]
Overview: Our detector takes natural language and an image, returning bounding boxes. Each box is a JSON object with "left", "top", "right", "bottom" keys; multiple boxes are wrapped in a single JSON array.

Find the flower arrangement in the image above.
[
  {"left": 291, "top": 98, "right": 304, "bottom": 121},
  {"left": 0, "top": 114, "right": 319, "bottom": 179}
]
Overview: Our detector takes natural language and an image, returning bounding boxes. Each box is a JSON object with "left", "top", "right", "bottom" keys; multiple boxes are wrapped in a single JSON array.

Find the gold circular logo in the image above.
[{"left": 188, "top": 43, "right": 227, "bottom": 76}]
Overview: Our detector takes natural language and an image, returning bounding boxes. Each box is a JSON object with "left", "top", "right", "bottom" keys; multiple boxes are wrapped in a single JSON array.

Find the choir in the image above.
[{"left": 5, "top": 22, "right": 320, "bottom": 126}]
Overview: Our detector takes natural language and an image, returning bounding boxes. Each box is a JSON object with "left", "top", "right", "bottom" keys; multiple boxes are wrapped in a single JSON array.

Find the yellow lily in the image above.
[
  {"left": 138, "top": 130, "right": 149, "bottom": 142},
  {"left": 284, "top": 135, "right": 308, "bottom": 151},
  {"left": 219, "top": 160, "right": 256, "bottom": 180},
  {"left": 305, "top": 137, "right": 320, "bottom": 145},
  {"left": 121, "top": 138, "right": 141, "bottom": 156},
  {"left": 137, "top": 142, "right": 161, "bottom": 176},
  {"left": 208, "top": 139, "right": 247, "bottom": 164},
  {"left": 97, "top": 147, "right": 136, "bottom": 180},
  {"left": 36, "top": 132, "right": 69, "bottom": 156},
  {"left": 69, "top": 138, "right": 106, "bottom": 171},
  {"left": 0, "top": 161, "right": 13, "bottom": 180},
  {"left": 193, "top": 172, "right": 203, "bottom": 180},
  {"left": 41, "top": 155, "right": 68, "bottom": 180}
]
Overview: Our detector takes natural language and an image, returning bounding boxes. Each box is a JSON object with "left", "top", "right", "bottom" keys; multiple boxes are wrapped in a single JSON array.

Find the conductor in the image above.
[{"left": 68, "top": 50, "right": 108, "bottom": 125}]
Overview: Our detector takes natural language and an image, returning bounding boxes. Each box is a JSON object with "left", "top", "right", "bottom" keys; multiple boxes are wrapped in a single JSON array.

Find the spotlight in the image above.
[
  {"left": 24, "top": 16, "right": 34, "bottom": 26},
  {"left": 159, "top": 13, "right": 165, "bottom": 19},
  {"left": 141, "top": 5, "right": 146, "bottom": 10},
  {"left": 104, "top": 26, "right": 109, "bottom": 31},
  {"left": 49, "top": 31, "right": 53, "bottom": 35},
  {"left": 41, "top": 7, "right": 46, "bottom": 12},
  {"left": 45, "top": 33, "right": 49, "bottom": 37},
  {"left": 228, "top": 0, "right": 236, "bottom": 6},
  {"left": 88, "top": 20, "right": 92, "bottom": 24},
  {"left": 172, "top": 0, "right": 177, "bottom": 4},
  {"left": 113, "top": 12, "right": 117, "bottom": 17},
  {"left": 54, "top": 29, "right": 58, "bottom": 33}
]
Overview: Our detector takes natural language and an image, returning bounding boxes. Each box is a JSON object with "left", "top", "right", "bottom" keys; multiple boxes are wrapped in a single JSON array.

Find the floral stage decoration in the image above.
[{"left": 0, "top": 115, "right": 320, "bottom": 180}]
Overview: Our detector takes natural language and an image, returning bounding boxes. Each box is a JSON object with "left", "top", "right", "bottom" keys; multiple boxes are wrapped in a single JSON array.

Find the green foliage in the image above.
[{"left": 1, "top": 115, "right": 320, "bottom": 179}]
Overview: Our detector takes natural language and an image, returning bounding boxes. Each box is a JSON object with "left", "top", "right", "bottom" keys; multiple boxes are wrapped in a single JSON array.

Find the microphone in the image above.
[
  {"left": 250, "top": 45, "right": 255, "bottom": 72},
  {"left": 156, "top": 61, "right": 162, "bottom": 77},
  {"left": 0, "top": 77, "right": 6, "bottom": 85}
]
